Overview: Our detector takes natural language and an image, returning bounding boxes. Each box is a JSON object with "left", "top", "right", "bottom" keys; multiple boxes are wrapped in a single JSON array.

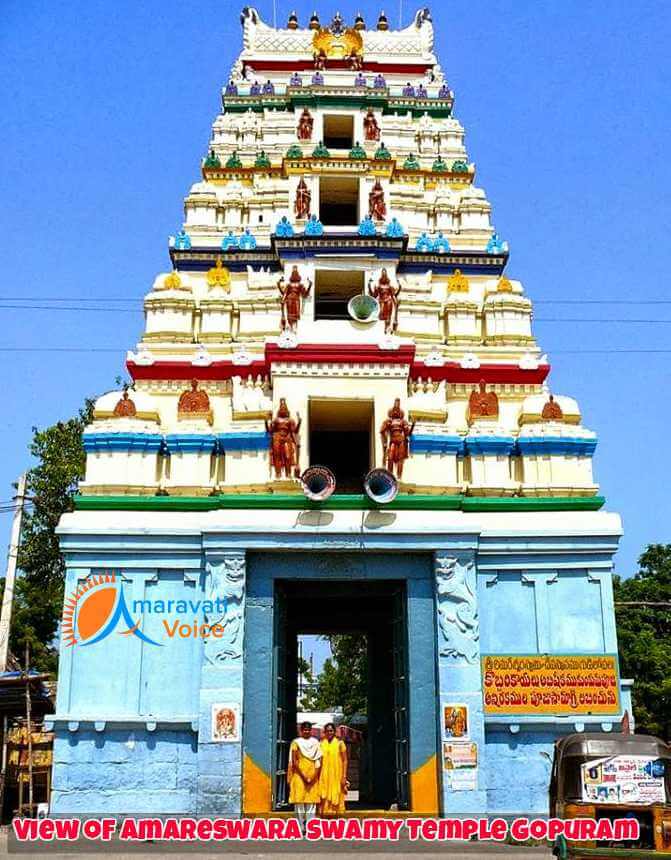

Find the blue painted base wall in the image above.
[
  {"left": 50, "top": 522, "right": 626, "bottom": 816},
  {"left": 50, "top": 729, "right": 197, "bottom": 814}
]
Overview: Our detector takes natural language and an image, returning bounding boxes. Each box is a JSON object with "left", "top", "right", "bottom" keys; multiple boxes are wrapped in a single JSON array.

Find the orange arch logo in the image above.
[{"left": 62, "top": 572, "right": 162, "bottom": 647}]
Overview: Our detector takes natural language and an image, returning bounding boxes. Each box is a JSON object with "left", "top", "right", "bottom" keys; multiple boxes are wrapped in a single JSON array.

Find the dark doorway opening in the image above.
[
  {"left": 273, "top": 579, "right": 409, "bottom": 811},
  {"left": 319, "top": 176, "right": 359, "bottom": 227},
  {"left": 309, "top": 399, "right": 373, "bottom": 494},
  {"left": 323, "top": 114, "right": 354, "bottom": 150},
  {"left": 314, "top": 270, "right": 364, "bottom": 320}
]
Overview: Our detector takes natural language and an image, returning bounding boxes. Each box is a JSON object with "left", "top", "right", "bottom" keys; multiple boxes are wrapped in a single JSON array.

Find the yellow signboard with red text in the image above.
[{"left": 482, "top": 654, "right": 620, "bottom": 716}]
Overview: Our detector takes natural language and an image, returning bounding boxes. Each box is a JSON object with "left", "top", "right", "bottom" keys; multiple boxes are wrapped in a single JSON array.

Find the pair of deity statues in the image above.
[
  {"left": 264, "top": 397, "right": 415, "bottom": 481},
  {"left": 293, "top": 176, "right": 385, "bottom": 222},
  {"left": 276, "top": 265, "right": 400, "bottom": 335},
  {"left": 296, "top": 108, "right": 379, "bottom": 142}
]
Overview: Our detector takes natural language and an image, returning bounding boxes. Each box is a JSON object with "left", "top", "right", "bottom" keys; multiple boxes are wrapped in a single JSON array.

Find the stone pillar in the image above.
[
  {"left": 434, "top": 551, "right": 487, "bottom": 813},
  {"left": 196, "top": 551, "right": 246, "bottom": 815}
]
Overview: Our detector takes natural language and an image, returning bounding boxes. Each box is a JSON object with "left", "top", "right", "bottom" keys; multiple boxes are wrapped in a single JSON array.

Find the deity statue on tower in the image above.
[
  {"left": 313, "top": 48, "right": 327, "bottom": 70},
  {"left": 277, "top": 265, "right": 312, "bottom": 332},
  {"left": 368, "top": 179, "right": 386, "bottom": 221},
  {"left": 265, "top": 399, "right": 301, "bottom": 479},
  {"left": 294, "top": 178, "right": 311, "bottom": 219},
  {"left": 363, "top": 109, "right": 380, "bottom": 141},
  {"left": 368, "top": 268, "right": 401, "bottom": 333},
  {"left": 297, "top": 108, "right": 314, "bottom": 141},
  {"left": 380, "top": 399, "right": 415, "bottom": 479}
]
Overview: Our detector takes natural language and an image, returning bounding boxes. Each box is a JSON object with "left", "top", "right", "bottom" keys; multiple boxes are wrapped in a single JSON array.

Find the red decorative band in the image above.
[
  {"left": 242, "top": 60, "right": 433, "bottom": 75},
  {"left": 127, "top": 345, "right": 549, "bottom": 385},
  {"left": 410, "top": 361, "right": 550, "bottom": 385}
]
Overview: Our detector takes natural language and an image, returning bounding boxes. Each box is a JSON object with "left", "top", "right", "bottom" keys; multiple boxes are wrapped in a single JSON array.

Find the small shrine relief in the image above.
[
  {"left": 178, "top": 380, "right": 213, "bottom": 424},
  {"left": 467, "top": 381, "right": 499, "bottom": 424}
]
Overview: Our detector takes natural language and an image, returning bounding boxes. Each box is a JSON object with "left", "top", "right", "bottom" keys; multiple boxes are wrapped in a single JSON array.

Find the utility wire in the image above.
[
  {"left": 1, "top": 297, "right": 671, "bottom": 305},
  {"left": 0, "top": 346, "right": 670, "bottom": 355},
  {"left": 3, "top": 304, "right": 671, "bottom": 325}
]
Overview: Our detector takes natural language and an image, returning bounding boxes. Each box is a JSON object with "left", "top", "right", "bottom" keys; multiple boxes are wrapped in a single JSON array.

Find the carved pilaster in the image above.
[
  {"left": 203, "top": 552, "right": 246, "bottom": 665},
  {"left": 433, "top": 550, "right": 487, "bottom": 813},
  {"left": 435, "top": 553, "right": 479, "bottom": 665},
  {"left": 197, "top": 550, "right": 246, "bottom": 816}
]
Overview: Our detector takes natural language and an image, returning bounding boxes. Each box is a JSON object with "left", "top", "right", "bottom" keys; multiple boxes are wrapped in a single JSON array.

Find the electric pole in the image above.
[{"left": 0, "top": 474, "right": 27, "bottom": 672}]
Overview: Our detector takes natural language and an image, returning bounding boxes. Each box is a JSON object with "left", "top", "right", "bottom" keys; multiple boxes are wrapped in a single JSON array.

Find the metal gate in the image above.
[
  {"left": 391, "top": 584, "right": 410, "bottom": 808},
  {"left": 272, "top": 583, "right": 291, "bottom": 808}
]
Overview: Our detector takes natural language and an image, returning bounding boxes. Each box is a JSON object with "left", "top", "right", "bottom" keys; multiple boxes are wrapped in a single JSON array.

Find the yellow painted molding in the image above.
[
  {"left": 518, "top": 412, "right": 581, "bottom": 426},
  {"left": 92, "top": 410, "right": 161, "bottom": 423},
  {"left": 243, "top": 753, "right": 272, "bottom": 814},
  {"left": 162, "top": 486, "right": 217, "bottom": 497},
  {"left": 141, "top": 332, "right": 194, "bottom": 343},
  {"left": 408, "top": 410, "right": 448, "bottom": 422},
  {"left": 399, "top": 483, "right": 461, "bottom": 496},
  {"left": 232, "top": 410, "right": 273, "bottom": 421},
  {"left": 410, "top": 754, "right": 439, "bottom": 814},
  {"left": 78, "top": 485, "right": 160, "bottom": 497},
  {"left": 218, "top": 480, "right": 300, "bottom": 495}
]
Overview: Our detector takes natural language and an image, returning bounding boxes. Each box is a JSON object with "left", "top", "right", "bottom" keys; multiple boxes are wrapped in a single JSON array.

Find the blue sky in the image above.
[{"left": 1, "top": 0, "right": 670, "bottom": 585}]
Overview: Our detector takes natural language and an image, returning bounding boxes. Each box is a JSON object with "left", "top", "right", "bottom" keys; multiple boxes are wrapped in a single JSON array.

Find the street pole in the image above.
[{"left": 0, "top": 474, "right": 27, "bottom": 672}]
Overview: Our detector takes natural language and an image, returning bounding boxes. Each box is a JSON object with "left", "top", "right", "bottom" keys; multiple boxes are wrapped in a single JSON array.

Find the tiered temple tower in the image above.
[{"left": 49, "top": 8, "right": 630, "bottom": 817}]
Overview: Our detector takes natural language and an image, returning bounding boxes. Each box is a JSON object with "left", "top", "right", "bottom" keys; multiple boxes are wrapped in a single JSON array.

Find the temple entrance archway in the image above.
[
  {"left": 272, "top": 580, "right": 409, "bottom": 811},
  {"left": 242, "top": 552, "right": 439, "bottom": 816}
]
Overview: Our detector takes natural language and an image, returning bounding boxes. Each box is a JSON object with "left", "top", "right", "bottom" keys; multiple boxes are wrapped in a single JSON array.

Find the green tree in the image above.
[
  {"left": 5, "top": 401, "right": 93, "bottom": 673},
  {"left": 614, "top": 544, "right": 671, "bottom": 740},
  {"left": 300, "top": 635, "right": 368, "bottom": 722}
]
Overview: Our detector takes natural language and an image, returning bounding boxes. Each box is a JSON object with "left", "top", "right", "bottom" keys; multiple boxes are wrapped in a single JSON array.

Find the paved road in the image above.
[{"left": 2, "top": 833, "right": 553, "bottom": 858}]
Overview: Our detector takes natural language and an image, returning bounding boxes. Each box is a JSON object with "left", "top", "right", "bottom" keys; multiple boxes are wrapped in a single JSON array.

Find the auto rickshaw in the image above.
[{"left": 550, "top": 732, "right": 671, "bottom": 858}]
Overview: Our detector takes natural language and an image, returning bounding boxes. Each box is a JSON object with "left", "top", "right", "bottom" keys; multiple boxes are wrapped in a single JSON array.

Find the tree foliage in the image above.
[
  {"left": 300, "top": 635, "right": 368, "bottom": 722},
  {"left": 614, "top": 544, "right": 671, "bottom": 740},
  {"left": 6, "top": 402, "right": 93, "bottom": 673}
]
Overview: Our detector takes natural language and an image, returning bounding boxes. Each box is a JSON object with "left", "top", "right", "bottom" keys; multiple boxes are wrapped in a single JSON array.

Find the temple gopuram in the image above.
[{"left": 48, "top": 8, "right": 630, "bottom": 817}]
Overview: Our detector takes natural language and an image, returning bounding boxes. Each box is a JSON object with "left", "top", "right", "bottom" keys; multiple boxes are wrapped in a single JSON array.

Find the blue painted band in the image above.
[
  {"left": 465, "top": 436, "right": 516, "bottom": 455},
  {"left": 517, "top": 437, "right": 597, "bottom": 456},
  {"left": 411, "top": 434, "right": 464, "bottom": 454},
  {"left": 83, "top": 433, "right": 164, "bottom": 453},
  {"left": 165, "top": 434, "right": 217, "bottom": 454},
  {"left": 217, "top": 432, "right": 269, "bottom": 452}
]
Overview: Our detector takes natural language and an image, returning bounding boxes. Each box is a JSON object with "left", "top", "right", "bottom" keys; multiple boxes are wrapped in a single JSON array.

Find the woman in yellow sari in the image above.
[
  {"left": 319, "top": 722, "right": 348, "bottom": 816},
  {"left": 287, "top": 722, "right": 322, "bottom": 833}
]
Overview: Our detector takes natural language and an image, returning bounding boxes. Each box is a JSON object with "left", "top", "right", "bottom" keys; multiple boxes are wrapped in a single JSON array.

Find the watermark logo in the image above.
[
  {"left": 62, "top": 572, "right": 228, "bottom": 647},
  {"left": 62, "top": 573, "right": 162, "bottom": 647}
]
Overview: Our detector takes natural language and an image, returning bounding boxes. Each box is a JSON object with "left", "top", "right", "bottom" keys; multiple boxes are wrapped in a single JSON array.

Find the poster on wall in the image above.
[
  {"left": 211, "top": 703, "right": 240, "bottom": 742},
  {"left": 443, "top": 741, "right": 478, "bottom": 791},
  {"left": 443, "top": 703, "right": 469, "bottom": 739},
  {"left": 481, "top": 654, "right": 620, "bottom": 716},
  {"left": 581, "top": 756, "right": 667, "bottom": 804}
]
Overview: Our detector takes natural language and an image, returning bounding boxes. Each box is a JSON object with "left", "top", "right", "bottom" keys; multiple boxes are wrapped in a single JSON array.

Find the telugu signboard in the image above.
[
  {"left": 481, "top": 655, "right": 620, "bottom": 716},
  {"left": 581, "top": 755, "right": 666, "bottom": 804}
]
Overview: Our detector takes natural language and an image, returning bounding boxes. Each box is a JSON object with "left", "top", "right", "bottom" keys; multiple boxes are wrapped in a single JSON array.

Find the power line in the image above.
[
  {"left": 3, "top": 304, "right": 671, "bottom": 326},
  {"left": 0, "top": 297, "right": 138, "bottom": 303},
  {"left": 534, "top": 319, "right": 671, "bottom": 324},
  {"left": 1, "top": 296, "right": 671, "bottom": 305},
  {"left": 0, "top": 345, "right": 670, "bottom": 355},
  {"left": 0, "top": 305, "right": 136, "bottom": 314}
]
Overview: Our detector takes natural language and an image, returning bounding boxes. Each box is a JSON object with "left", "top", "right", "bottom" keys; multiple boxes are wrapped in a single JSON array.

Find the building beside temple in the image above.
[{"left": 48, "top": 8, "right": 630, "bottom": 817}]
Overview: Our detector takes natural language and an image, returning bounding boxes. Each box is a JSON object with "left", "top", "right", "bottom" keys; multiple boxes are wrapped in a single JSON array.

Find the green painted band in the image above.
[
  {"left": 222, "top": 95, "right": 452, "bottom": 118},
  {"left": 73, "top": 494, "right": 605, "bottom": 512}
]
